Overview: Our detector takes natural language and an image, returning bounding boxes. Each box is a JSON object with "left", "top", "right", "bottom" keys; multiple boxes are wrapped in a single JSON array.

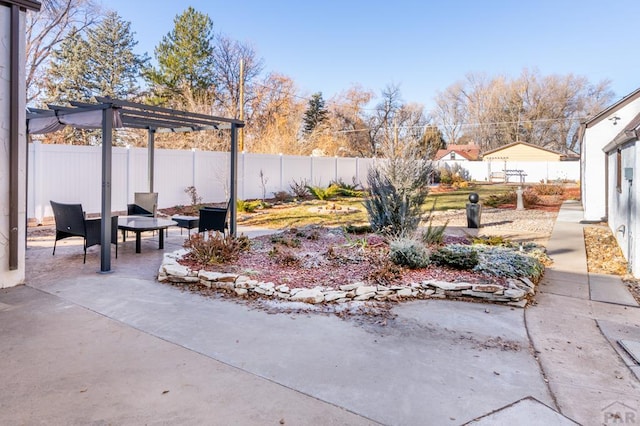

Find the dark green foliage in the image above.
[
  {"left": 45, "top": 12, "right": 148, "bottom": 104},
  {"left": 431, "top": 244, "right": 479, "bottom": 270},
  {"left": 421, "top": 220, "right": 448, "bottom": 245},
  {"left": 344, "top": 224, "right": 373, "bottom": 234},
  {"left": 144, "top": 7, "right": 215, "bottom": 103},
  {"left": 389, "top": 238, "right": 430, "bottom": 269},
  {"left": 303, "top": 92, "right": 329, "bottom": 134}
]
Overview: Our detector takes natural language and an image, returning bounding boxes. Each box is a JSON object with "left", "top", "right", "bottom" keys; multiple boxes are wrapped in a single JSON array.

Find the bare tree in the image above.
[
  {"left": 431, "top": 69, "right": 614, "bottom": 153},
  {"left": 328, "top": 85, "right": 374, "bottom": 157},
  {"left": 212, "top": 34, "right": 264, "bottom": 119},
  {"left": 433, "top": 81, "right": 467, "bottom": 144},
  {"left": 25, "top": 0, "right": 101, "bottom": 105}
]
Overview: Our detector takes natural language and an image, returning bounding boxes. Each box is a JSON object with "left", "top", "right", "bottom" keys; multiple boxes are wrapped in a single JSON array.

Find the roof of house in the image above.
[
  {"left": 434, "top": 142, "right": 480, "bottom": 161},
  {"left": 584, "top": 87, "right": 640, "bottom": 128},
  {"left": 434, "top": 149, "right": 475, "bottom": 161},
  {"left": 481, "top": 141, "right": 570, "bottom": 158},
  {"left": 603, "top": 111, "right": 640, "bottom": 152}
]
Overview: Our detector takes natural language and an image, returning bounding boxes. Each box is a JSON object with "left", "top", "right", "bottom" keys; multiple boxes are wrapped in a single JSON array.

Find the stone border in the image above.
[{"left": 158, "top": 250, "right": 535, "bottom": 308}]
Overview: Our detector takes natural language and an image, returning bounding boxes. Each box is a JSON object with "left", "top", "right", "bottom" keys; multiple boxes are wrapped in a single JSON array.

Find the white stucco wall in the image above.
[
  {"left": 0, "top": 6, "right": 28, "bottom": 288},
  {"left": 607, "top": 143, "right": 640, "bottom": 277},
  {"left": 582, "top": 98, "right": 640, "bottom": 221}
]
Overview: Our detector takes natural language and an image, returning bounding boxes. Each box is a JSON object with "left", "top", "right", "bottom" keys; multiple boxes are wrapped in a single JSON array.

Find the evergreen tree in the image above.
[
  {"left": 85, "top": 11, "right": 148, "bottom": 99},
  {"left": 303, "top": 92, "right": 329, "bottom": 134},
  {"left": 44, "top": 12, "right": 147, "bottom": 104},
  {"left": 43, "top": 28, "right": 92, "bottom": 104},
  {"left": 144, "top": 7, "right": 215, "bottom": 105}
]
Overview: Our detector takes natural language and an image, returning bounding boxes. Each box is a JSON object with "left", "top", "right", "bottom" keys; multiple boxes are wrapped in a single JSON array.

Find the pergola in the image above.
[{"left": 26, "top": 97, "right": 244, "bottom": 273}]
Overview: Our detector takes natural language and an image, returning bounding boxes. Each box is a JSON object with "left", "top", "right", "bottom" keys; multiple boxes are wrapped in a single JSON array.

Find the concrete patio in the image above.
[{"left": 1, "top": 202, "right": 639, "bottom": 425}]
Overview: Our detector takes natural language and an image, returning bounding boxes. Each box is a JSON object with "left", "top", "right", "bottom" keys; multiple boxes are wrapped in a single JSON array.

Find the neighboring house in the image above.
[
  {"left": 602, "top": 112, "right": 640, "bottom": 278},
  {"left": 0, "top": 0, "right": 41, "bottom": 288},
  {"left": 434, "top": 142, "right": 480, "bottom": 162},
  {"left": 481, "top": 141, "right": 575, "bottom": 162},
  {"left": 580, "top": 88, "right": 640, "bottom": 222}
]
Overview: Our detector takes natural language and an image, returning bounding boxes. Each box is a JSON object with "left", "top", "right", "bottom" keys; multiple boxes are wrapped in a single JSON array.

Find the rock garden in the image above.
[{"left": 157, "top": 173, "right": 571, "bottom": 309}]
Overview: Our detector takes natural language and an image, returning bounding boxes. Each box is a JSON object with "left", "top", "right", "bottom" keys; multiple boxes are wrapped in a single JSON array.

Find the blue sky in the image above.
[{"left": 101, "top": 0, "right": 640, "bottom": 110}]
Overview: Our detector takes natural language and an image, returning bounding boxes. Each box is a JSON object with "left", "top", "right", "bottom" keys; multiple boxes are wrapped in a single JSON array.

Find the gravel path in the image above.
[{"left": 429, "top": 208, "right": 558, "bottom": 238}]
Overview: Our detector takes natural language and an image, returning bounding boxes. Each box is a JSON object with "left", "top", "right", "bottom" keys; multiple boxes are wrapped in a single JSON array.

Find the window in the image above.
[
  {"left": 450, "top": 152, "right": 455, "bottom": 160},
  {"left": 616, "top": 149, "right": 622, "bottom": 193}
]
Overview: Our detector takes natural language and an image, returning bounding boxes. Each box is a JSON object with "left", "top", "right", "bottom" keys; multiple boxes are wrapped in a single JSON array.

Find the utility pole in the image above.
[{"left": 239, "top": 59, "right": 245, "bottom": 152}]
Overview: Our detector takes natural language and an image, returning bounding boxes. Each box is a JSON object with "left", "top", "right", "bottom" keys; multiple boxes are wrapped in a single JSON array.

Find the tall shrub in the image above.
[{"left": 364, "top": 138, "right": 433, "bottom": 238}]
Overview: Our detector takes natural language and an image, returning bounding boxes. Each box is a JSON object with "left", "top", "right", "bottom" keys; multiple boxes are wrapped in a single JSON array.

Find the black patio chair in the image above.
[
  {"left": 127, "top": 192, "right": 158, "bottom": 217},
  {"left": 50, "top": 201, "right": 118, "bottom": 263},
  {"left": 198, "top": 205, "right": 229, "bottom": 236}
]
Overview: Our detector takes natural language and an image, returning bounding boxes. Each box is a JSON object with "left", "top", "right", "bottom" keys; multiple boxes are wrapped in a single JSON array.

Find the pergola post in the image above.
[
  {"left": 100, "top": 107, "right": 113, "bottom": 273},
  {"left": 148, "top": 128, "right": 155, "bottom": 192},
  {"left": 229, "top": 123, "right": 238, "bottom": 237}
]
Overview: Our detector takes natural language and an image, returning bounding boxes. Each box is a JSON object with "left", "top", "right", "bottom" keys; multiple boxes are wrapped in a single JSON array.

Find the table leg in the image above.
[
  {"left": 159, "top": 227, "right": 165, "bottom": 249},
  {"left": 135, "top": 231, "right": 141, "bottom": 253}
]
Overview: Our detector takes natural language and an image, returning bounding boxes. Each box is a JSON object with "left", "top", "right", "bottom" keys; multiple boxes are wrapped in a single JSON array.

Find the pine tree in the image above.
[
  {"left": 85, "top": 11, "right": 148, "bottom": 99},
  {"left": 144, "top": 7, "right": 215, "bottom": 105},
  {"left": 303, "top": 92, "right": 329, "bottom": 134},
  {"left": 43, "top": 28, "right": 91, "bottom": 104},
  {"left": 43, "top": 12, "right": 147, "bottom": 104}
]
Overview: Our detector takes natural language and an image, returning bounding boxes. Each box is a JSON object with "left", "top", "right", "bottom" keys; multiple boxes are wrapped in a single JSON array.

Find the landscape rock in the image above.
[
  {"left": 290, "top": 288, "right": 325, "bottom": 304},
  {"left": 340, "top": 282, "right": 365, "bottom": 291},
  {"left": 426, "top": 281, "right": 473, "bottom": 291}
]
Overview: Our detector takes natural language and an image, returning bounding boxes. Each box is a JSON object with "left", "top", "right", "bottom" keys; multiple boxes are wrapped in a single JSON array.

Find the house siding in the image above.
[
  {"left": 606, "top": 142, "right": 638, "bottom": 276},
  {"left": 582, "top": 97, "right": 640, "bottom": 222}
]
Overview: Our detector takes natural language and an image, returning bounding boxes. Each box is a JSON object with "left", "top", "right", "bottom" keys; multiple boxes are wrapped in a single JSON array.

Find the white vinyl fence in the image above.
[{"left": 27, "top": 143, "right": 579, "bottom": 223}]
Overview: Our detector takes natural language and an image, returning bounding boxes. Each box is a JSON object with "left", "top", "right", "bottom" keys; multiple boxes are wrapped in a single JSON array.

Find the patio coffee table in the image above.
[
  {"left": 118, "top": 216, "right": 177, "bottom": 253},
  {"left": 172, "top": 215, "right": 199, "bottom": 237}
]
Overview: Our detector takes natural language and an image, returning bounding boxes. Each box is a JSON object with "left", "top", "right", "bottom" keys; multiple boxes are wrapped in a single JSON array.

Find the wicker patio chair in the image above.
[
  {"left": 198, "top": 205, "right": 229, "bottom": 236},
  {"left": 127, "top": 192, "right": 158, "bottom": 217},
  {"left": 50, "top": 201, "right": 118, "bottom": 263}
]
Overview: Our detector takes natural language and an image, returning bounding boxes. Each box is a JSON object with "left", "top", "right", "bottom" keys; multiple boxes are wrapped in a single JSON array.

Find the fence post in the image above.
[
  {"left": 280, "top": 153, "right": 284, "bottom": 192},
  {"left": 192, "top": 148, "right": 196, "bottom": 188},
  {"left": 32, "top": 141, "right": 43, "bottom": 224}
]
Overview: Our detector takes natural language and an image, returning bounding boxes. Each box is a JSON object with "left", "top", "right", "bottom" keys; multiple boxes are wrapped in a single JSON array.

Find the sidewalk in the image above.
[{"left": 526, "top": 201, "right": 640, "bottom": 425}]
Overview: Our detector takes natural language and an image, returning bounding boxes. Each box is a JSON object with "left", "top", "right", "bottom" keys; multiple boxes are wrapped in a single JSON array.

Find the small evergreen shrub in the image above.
[
  {"left": 307, "top": 184, "right": 341, "bottom": 200},
  {"left": 421, "top": 219, "right": 448, "bottom": 246},
  {"left": 183, "top": 233, "right": 250, "bottom": 265},
  {"left": 237, "top": 199, "right": 263, "bottom": 213},
  {"left": 329, "top": 178, "right": 366, "bottom": 197},
  {"left": 431, "top": 244, "right": 479, "bottom": 270},
  {"left": 389, "top": 238, "right": 430, "bottom": 269},
  {"left": 472, "top": 245, "right": 544, "bottom": 280}
]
